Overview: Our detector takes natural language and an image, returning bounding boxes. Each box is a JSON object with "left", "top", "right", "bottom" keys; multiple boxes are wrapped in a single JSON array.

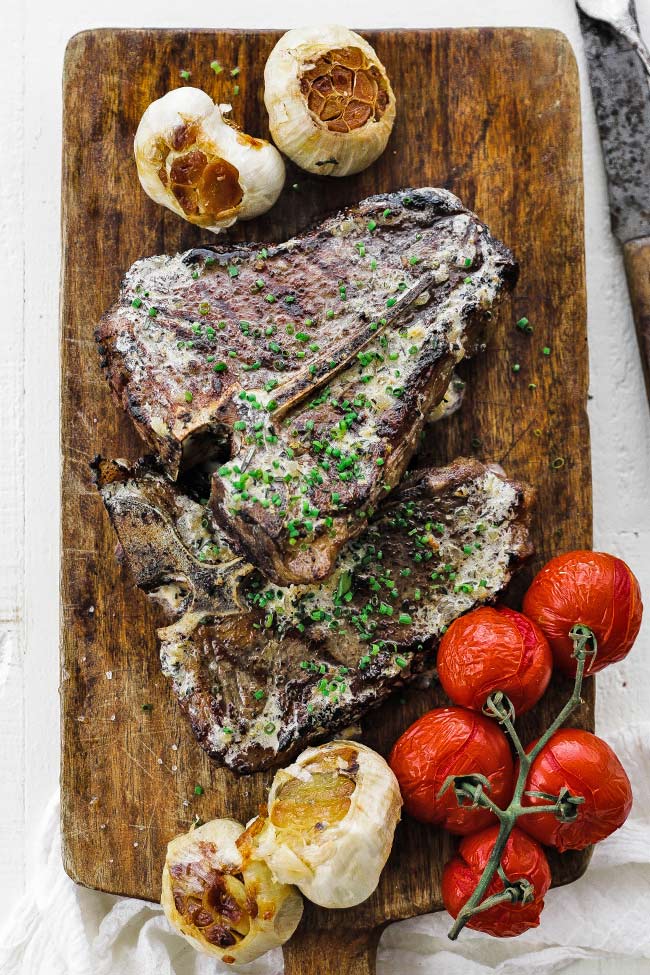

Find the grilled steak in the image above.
[
  {"left": 94, "top": 456, "right": 533, "bottom": 774},
  {"left": 97, "top": 187, "right": 517, "bottom": 585}
]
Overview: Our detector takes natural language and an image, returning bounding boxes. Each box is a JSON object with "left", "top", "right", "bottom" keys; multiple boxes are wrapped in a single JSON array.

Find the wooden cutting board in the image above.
[{"left": 60, "top": 27, "right": 592, "bottom": 974}]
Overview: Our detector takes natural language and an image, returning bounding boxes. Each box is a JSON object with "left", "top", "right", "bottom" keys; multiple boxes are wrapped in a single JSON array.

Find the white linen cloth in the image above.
[{"left": 0, "top": 722, "right": 648, "bottom": 975}]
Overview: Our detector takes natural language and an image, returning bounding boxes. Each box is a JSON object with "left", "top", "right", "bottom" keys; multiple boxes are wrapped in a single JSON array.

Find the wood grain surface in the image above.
[{"left": 60, "top": 27, "right": 592, "bottom": 972}]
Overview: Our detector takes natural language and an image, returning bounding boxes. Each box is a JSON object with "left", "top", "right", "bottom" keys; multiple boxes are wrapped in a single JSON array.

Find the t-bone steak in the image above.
[
  {"left": 96, "top": 188, "right": 517, "bottom": 586},
  {"left": 93, "top": 456, "right": 533, "bottom": 774}
]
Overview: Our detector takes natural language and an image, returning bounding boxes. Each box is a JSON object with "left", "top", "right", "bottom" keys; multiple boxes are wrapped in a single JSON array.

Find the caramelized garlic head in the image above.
[
  {"left": 254, "top": 740, "right": 402, "bottom": 908},
  {"left": 264, "top": 25, "right": 396, "bottom": 177},
  {"left": 161, "top": 817, "right": 303, "bottom": 964},
  {"left": 134, "top": 87, "right": 285, "bottom": 232}
]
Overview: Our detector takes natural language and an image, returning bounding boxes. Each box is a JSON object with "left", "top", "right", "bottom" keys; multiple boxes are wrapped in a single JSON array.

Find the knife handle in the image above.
[{"left": 623, "top": 237, "right": 650, "bottom": 407}]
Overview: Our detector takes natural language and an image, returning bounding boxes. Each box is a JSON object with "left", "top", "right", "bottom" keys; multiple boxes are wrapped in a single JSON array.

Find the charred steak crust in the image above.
[
  {"left": 96, "top": 188, "right": 517, "bottom": 586},
  {"left": 94, "top": 456, "right": 533, "bottom": 774}
]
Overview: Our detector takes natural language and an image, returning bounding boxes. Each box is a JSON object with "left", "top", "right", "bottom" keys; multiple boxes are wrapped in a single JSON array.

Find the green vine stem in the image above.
[{"left": 444, "top": 624, "right": 597, "bottom": 941}]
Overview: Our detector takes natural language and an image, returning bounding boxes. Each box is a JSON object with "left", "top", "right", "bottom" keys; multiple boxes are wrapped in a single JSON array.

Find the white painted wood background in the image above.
[{"left": 2, "top": 0, "right": 650, "bottom": 971}]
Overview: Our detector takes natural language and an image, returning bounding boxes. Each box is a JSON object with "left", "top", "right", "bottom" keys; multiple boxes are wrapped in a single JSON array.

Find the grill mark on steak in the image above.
[
  {"left": 93, "top": 456, "right": 533, "bottom": 774},
  {"left": 96, "top": 188, "right": 517, "bottom": 586}
]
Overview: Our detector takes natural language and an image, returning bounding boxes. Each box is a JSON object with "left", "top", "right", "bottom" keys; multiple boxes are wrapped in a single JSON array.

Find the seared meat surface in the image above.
[
  {"left": 97, "top": 188, "right": 517, "bottom": 585},
  {"left": 94, "top": 457, "right": 533, "bottom": 773}
]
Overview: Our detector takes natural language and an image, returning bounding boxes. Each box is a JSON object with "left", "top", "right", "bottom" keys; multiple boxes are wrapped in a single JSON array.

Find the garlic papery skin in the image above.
[
  {"left": 161, "top": 817, "right": 303, "bottom": 964},
  {"left": 253, "top": 740, "right": 402, "bottom": 909},
  {"left": 134, "top": 87, "right": 285, "bottom": 233},
  {"left": 264, "top": 25, "right": 396, "bottom": 177}
]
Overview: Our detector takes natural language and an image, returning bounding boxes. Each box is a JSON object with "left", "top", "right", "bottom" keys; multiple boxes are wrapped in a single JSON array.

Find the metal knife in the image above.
[{"left": 576, "top": 0, "right": 650, "bottom": 407}]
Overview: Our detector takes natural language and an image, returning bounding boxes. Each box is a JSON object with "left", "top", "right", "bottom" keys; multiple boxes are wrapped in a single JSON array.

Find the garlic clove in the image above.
[
  {"left": 134, "top": 87, "right": 285, "bottom": 233},
  {"left": 264, "top": 25, "right": 396, "bottom": 177},
  {"left": 252, "top": 740, "right": 402, "bottom": 909},
  {"left": 161, "top": 817, "right": 303, "bottom": 964}
]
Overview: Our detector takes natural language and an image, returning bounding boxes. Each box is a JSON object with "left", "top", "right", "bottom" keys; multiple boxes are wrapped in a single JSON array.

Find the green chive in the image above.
[
  {"left": 194, "top": 784, "right": 203, "bottom": 796},
  {"left": 210, "top": 60, "right": 222, "bottom": 74},
  {"left": 184, "top": 391, "right": 193, "bottom": 403}
]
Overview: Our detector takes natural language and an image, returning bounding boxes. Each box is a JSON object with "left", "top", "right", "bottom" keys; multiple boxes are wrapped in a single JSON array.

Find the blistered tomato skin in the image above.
[
  {"left": 517, "top": 729, "right": 633, "bottom": 851},
  {"left": 522, "top": 551, "right": 643, "bottom": 676},
  {"left": 442, "top": 826, "right": 551, "bottom": 937},
  {"left": 437, "top": 606, "right": 553, "bottom": 715},
  {"left": 389, "top": 707, "right": 515, "bottom": 834}
]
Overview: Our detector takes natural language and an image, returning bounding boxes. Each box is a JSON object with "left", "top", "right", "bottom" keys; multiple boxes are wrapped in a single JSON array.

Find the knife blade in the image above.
[
  {"left": 577, "top": 0, "right": 650, "bottom": 406},
  {"left": 577, "top": 0, "right": 650, "bottom": 242}
]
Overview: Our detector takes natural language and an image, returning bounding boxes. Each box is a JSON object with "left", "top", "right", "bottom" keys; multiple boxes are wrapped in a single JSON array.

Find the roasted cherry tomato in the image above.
[
  {"left": 442, "top": 826, "right": 551, "bottom": 937},
  {"left": 389, "top": 707, "right": 514, "bottom": 834},
  {"left": 437, "top": 606, "right": 553, "bottom": 715},
  {"left": 517, "top": 728, "right": 633, "bottom": 851},
  {"left": 522, "top": 551, "right": 642, "bottom": 676}
]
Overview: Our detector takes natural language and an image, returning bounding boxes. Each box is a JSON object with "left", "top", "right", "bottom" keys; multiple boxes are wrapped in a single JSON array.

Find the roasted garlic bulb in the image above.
[
  {"left": 134, "top": 87, "right": 285, "bottom": 232},
  {"left": 161, "top": 817, "right": 303, "bottom": 964},
  {"left": 253, "top": 740, "right": 402, "bottom": 908},
  {"left": 264, "top": 25, "right": 396, "bottom": 176}
]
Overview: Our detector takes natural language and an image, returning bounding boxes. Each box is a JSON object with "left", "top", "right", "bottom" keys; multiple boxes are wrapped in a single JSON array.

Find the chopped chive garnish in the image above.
[{"left": 194, "top": 785, "right": 203, "bottom": 795}]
